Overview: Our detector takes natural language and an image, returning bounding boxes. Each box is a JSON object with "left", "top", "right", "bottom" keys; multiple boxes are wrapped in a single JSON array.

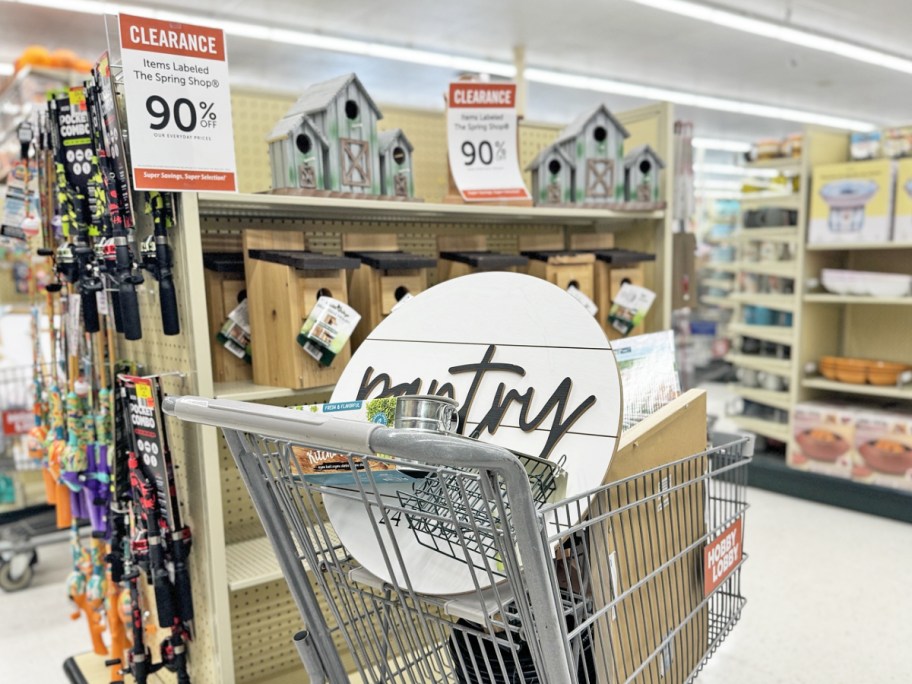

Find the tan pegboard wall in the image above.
[
  {"left": 115, "top": 199, "right": 219, "bottom": 684},
  {"left": 230, "top": 89, "right": 561, "bottom": 201}
]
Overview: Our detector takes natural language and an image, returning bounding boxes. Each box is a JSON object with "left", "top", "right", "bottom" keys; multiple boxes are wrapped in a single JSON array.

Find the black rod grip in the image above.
[
  {"left": 82, "top": 289, "right": 100, "bottom": 333},
  {"left": 158, "top": 278, "right": 180, "bottom": 336},
  {"left": 110, "top": 290, "right": 124, "bottom": 333},
  {"left": 118, "top": 281, "right": 143, "bottom": 341}
]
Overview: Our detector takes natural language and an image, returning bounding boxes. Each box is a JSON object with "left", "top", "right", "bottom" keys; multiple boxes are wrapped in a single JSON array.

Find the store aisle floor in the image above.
[
  {"left": 1, "top": 487, "right": 909, "bottom": 683},
  {"left": 697, "top": 487, "right": 912, "bottom": 683}
]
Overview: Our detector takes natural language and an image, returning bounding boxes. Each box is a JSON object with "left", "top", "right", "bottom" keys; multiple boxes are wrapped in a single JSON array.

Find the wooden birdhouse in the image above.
[
  {"left": 378, "top": 128, "right": 415, "bottom": 198},
  {"left": 526, "top": 145, "right": 576, "bottom": 205},
  {"left": 438, "top": 251, "right": 529, "bottom": 281},
  {"left": 533, "top": 104, "right": 630, "bottom": 205},
  {"left": 203, "top": 253, "right": 251, "bottom": 385},
  {"left": 592, "top": 249, "right": 656, "bottom": 338},
  {"left": 344, "top": 250, "right": 438, "bottom": 350},
  {"left": 267, "top": 73, "right": 383, "bottom": 195},
  {"left": 245, "top": 249, "right": 362, "bottom": 389},
  {"left": 623, "top": 144, "right": 666, "bottom": 206},
  {"left": 522, "top": 250, "right": 597, "bottom": 301}
]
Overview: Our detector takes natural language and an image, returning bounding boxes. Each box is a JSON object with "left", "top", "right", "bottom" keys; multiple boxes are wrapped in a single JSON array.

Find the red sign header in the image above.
[
  {"left": 119, "top": 13, "right": 226, "bottom": 61},
  {"left": 449, "top": 83, "right": 516, "bottom": 109}
]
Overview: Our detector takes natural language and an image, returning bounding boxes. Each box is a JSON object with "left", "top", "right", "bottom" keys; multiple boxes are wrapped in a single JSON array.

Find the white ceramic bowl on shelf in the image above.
[{"left": 820, "top": 268, "right": 912, "bottom": 297}]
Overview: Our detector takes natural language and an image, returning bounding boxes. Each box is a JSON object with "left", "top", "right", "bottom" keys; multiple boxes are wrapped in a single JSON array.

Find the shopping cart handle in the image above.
[{"left": 161, "top": 396, "right": 381, "bottom": 455}]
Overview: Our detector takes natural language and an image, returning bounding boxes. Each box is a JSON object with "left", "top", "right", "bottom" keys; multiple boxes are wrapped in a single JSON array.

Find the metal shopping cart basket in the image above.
[{"left": 165, "top": 395, "right": 751, "bottom": 684}]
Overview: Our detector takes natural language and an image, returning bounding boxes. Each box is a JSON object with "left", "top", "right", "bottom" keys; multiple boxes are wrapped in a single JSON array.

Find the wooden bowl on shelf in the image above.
[
  {"left": 819, "top": 356, "right": 840, "bottom": 380},
  {"left": 867, "top": 361, "right": 911, "bottom": 386},
  {"left": 834, "top": 357, "right": 870, "bottom": 384}
]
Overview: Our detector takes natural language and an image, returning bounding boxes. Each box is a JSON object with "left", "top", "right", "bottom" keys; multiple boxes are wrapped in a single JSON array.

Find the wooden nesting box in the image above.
[
  {"left": 522, "top": 250, "right": 597, "bottom": 300},
  {"left": 246, "top": 250, "right": 362, "bottom": 389},
  {"left": 593, "top": 249, "right": 656, "bottom": 338},
  {"left": 345, "top": 250, "right": 437, "bottom": 350},
  {"left": 438, "top": 251, "right": 529, "bottom": 281},
  {"left": 203, "top": 253, "right": 251, "bottom": 385}
]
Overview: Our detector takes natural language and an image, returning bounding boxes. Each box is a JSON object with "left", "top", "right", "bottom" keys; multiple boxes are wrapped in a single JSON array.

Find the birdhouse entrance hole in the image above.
[
  {"left": 345, "top": 100, "right": 360, "bottom": 120},
  {"left": 548, "top": 159, "right": 562, "bottom": 175},
  {"left": 392, "top": 146, "right": 407, "bottom": 165},
  {"left": 296, "top": 133, "right": 312, "bottom": 155},
  {"left": 593, "top": 125, "right": 607, "bottom": 143}
]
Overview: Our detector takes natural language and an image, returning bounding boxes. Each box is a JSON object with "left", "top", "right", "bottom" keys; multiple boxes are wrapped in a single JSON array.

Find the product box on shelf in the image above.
[
  {"left": 893, "top": 159, "right": 912, "bottom": 243},
  {"left": 853, "top": 410, "right": 912, "bottom": 492},
  {"left": 788, "top": 401, "right": 857, "bottom": 478},
  {"left": 809, "top": 160, "right": 895, "bottom": 245},
  {"left": 291, "top": 398, "right": 411, "bottom": 484}
]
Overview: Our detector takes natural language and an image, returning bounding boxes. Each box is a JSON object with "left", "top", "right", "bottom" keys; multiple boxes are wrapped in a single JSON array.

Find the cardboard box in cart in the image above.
[
  {"left": 809, "top": 160, "right": 894, "bottom": 245},
  {"left": 588, "top": 390, "right": 710, "bottom": 684}
]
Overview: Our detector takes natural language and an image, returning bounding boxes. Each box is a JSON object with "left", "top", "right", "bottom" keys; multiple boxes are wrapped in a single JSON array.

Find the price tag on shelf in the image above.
[
  {"left": 118, "top": 13, "right": 238, "bottom": 192},
  {"left": 446, "top": 82, "right": 530, "bottom": 202}
]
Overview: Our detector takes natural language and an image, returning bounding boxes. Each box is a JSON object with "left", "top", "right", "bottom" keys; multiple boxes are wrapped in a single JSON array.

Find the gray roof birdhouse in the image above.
[
  {"left": 267, "top": 73, "right": 385, "bottom": 195},
  {"left": 526, "top": 104, "right": 630, "bottom": 206},
  {"left": 377, "top": 128, "right": 414, "bottom": 198},
  {"left": 623, "top": 144, "right": 665, "bottom": 204}
]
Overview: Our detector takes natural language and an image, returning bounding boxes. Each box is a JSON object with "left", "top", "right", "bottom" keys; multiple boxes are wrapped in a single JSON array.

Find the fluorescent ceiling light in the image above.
[
  {"left": 2, "top": 0, "right": 517, "bottom": 77},
  {"left": 525, "top": 68, "right": 875, "bottom": 131},
  {"left": 695, "top": 163, "right": 778, "bottom": 178},
  {"left": 692, "top": 137, "right": 751, "bottom": 152},
  {"left": 0, "top": 63, "right": 13, "bottom": 76},
  {"left": 627, "top": 0, "right": 912, "bottom": 76},
  {"left": 1, "top": 0, "right": 877, "bottom": 131}
]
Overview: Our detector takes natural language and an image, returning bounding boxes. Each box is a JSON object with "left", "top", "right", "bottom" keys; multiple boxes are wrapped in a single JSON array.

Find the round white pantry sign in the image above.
[{"left": 328, "top": 271, "right": 622, "bottom": 595}]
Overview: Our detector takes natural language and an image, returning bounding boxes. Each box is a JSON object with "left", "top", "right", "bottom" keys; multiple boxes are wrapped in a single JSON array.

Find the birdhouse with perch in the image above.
[
  {"left": 377, "top": 128, "right": 414, "bottom": 198},
  {"left": 267, "top": 73, "right": 384, "bottom": 195},
  {"left": 624, "top": 144, "right": 666, "bottom": 206}
]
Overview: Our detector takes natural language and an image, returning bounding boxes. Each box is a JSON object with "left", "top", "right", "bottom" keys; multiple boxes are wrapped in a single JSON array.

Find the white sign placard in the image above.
[
  {"left": 329, "top": 272, "right": 621, "bottom": 594},
  {"left": 447, "top": 82, "right": 530, "bottom": 202},
  {"left": 119, "top": 13, "right": 237, "bottom": 192}
]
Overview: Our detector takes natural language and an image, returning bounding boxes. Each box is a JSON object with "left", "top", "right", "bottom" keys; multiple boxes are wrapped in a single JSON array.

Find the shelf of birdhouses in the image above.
[{"left": 195, "top": 191, "right": 665, "bottom": 228}]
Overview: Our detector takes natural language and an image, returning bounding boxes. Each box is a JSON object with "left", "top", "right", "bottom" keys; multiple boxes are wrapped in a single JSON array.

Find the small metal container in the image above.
[{"left": 394, "top": 394, "right": 459, "bottom": 434}]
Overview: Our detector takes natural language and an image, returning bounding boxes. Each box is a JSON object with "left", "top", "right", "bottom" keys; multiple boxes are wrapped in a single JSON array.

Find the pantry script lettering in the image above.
[{"left": 355, "top": 344, "right": 596, "bottom": 459}]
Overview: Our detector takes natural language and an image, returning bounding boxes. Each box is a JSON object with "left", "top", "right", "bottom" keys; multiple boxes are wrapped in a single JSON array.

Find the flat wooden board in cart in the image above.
[
  {"left": 588, "top": 389, "right": 709, "bottom": 684},
  {"left": 329, "top": 271, "right": 623, "bottom": 595}
]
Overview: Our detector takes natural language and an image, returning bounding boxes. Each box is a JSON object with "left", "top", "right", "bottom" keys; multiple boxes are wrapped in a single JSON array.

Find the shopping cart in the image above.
[{"left": 165, "top": 396, "right": 751, "bottom": 684}]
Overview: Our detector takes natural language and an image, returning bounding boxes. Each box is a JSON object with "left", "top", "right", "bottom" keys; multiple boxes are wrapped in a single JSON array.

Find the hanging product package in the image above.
[
  {"left": 297, "top": 296, "right": 361, "bottom": 366},
  {"left": 217, "top": 297, "right": 251, "bottom": 363},
  {"left": 608, "top": 283, "right": 656, "bottom": 336}
]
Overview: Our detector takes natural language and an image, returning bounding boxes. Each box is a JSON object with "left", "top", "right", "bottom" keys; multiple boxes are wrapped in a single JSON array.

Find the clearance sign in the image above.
[
  {"left": 119, "top": 13, "right": 238, "bottom": 192},
  {"left": 446, "top": 82, "right": 530, "bottom": 202}
]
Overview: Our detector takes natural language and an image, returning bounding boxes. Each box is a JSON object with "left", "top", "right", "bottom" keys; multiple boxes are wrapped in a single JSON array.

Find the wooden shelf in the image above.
[
  {"left": 739, "top": 193, "right": 801, "bottom": 210},
  {"left": 725, "top": 353, "right": 792, "bottom": 376},
  {"left": 728, "top": 322, "right": 795, "bottom": 346},
  {"left": 702, "top": 295, "right": 737, "bottom": 308},
  {"left": 731, "top": 415, "right": 790, "bottom": 443},
  {"left": 214, "top": 381, "right": 335, "bottom": 403},
  {"left": 730, "top": 385, "right": 793, "bottom": 411},
  {"left": 728, "top": 292, "right": 798, "bottom": 312},
  {"left": 196, "top": 192, "right": 664, "bottom": 227},
  {"left": 734, "top": 226, "right": 799, "bottom": 241},
  {"left": 806, "top": 242, "right": 912, "bottom": 251},
  {"left": 804, "top": 294, "right": 912, "bottom": 305},
  {"left": 744, "top": 157, "right": 803, "bottom": 171},
  {"left": 801, "top": 377, "right": 912, "bottom": 401},
  {"left": 731, "top": 260, "right": 798, "bottom": 278}
]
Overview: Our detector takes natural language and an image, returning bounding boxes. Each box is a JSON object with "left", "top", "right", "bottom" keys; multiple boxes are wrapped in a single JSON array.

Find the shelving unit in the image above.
[
  {"left": 724, "top": 353, "right": 792, "bottom": 376},
  {"left": 744, "top": 156, "right": 803, "bottom": 171},
  {"left": 803, "top": 294, "right": 912, "bottom": 305},
  {"left": 801, "top": 377, "right": 912, "bottom": 401},
  {"left": 731, "top": 415, "right": 790, "bottom": 442},
  {"left": 727, "top": 322, "right": 794, "bottom": 346}
]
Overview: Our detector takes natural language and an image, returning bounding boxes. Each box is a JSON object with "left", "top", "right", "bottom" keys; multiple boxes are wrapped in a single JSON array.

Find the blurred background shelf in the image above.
[
  {"left": 801, "top": 377, "right": 912, "bottom": 401},
  {"left": 727, "top": 322, "right": 794, "bottom": 346},
  {"left": 730, "top": 385, "right": 793, "bottom": 411},
  {"left": 725, "top": 353, "right": 792, "bottom": 376}
]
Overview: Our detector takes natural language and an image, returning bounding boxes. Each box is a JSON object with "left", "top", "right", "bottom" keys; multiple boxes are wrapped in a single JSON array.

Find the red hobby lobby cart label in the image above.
[
  {"left": 704, "top": 518, "right": 743, "bottom": 596},
  {"left": 119, "top": 13, "right": 238, "bottom": 192},
  {"left": 447, "top": 82, "right": 530, "bottom": 202}
]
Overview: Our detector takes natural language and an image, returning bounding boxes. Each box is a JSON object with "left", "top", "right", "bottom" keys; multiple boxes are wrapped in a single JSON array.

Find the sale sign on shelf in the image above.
[
  {"left": 703, "top": 518, "right": 743, "bottom": 596},
  {"left": 446, "top": 82, "right": 530, "bottom": 202},
  {"left": 118, "top": 13, "right": 237, "bottom": 192}
]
